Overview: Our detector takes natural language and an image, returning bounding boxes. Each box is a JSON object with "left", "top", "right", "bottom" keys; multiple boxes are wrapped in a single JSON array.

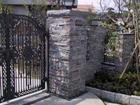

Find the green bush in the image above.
[{"left": 88, "top": 71, "right": 140, "bottom": 96}]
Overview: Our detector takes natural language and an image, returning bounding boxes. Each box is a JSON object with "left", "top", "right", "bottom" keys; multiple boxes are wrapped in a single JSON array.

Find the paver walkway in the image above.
[{"left": 4, "top": 92, "right": 105, "bottom": 105}]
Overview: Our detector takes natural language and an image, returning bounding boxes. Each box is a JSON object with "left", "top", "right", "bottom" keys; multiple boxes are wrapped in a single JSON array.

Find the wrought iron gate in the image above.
[{"left": 0, "top": 13, "right": 47, "bottom": 103}]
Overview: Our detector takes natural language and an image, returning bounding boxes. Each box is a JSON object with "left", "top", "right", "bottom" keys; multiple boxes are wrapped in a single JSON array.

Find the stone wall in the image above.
[
  {"left": 47, "top": 10, "right": 87, "bottom": 99},
  {"left": 47, "top": 10, "right": 107, "bottom": 89},
  {"left": 47, "top": 10, "right": 135, "bottom": 99},
  {"left": 101, "top": 33, "right": 135, "bottom": 74},
  {"left": 86, "top": 25, "right": 106, "bottom": 82},
  {"left": 85, "top": 25, "right": 135, "bottom": 81},
  {"left": 115, "top": 33, "right": 135, "bottom": 73}
]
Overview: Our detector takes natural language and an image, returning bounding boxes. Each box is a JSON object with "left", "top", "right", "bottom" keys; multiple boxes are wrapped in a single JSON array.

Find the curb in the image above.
[{"left": 87, "top": 86, "right": 140, "bottom": 105}]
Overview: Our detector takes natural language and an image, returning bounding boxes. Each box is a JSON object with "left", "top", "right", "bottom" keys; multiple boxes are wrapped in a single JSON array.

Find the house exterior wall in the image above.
[{"left": 73, "top": 4, "right": 95, "bottom": 12}]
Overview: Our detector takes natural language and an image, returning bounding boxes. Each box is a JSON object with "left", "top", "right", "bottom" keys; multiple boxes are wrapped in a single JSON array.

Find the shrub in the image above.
[{"left": 88, "top": 71, "right": 140, "bottom": 96}]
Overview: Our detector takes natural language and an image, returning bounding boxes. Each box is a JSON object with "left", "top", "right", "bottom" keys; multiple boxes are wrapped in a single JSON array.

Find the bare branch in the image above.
[{"left": 120, "top": 43, "right": 138, "bottom": 79}]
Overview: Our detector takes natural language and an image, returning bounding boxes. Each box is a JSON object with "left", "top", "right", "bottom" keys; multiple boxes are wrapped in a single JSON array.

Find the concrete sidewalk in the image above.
[
  {"left": 3, "top": 92, "right": 105, "bottom": 105},
  {"left": 104, "top": 102, "right": 121, "bottom": 105},
  {"left": 31, "top": 92, "right": 105, "bottom": 105}
]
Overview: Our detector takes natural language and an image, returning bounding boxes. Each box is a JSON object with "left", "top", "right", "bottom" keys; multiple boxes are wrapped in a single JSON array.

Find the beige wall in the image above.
[{"left": 73, "top": 5, "right": 95, "bottom": 12}]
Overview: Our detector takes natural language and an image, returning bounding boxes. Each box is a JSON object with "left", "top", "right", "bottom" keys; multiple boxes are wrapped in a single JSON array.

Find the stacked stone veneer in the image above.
[
  {"left": 86, "top": 25, "right": 106, "bottom": 82},
  {"left": 46, "top": 10, "right": 135, "bottom": 99},
  {"left": 115, "top": 33, "right": 135, "bottom": 73},
  {"left": 47, "top": 10, "right": 87, "bottom": 99}
]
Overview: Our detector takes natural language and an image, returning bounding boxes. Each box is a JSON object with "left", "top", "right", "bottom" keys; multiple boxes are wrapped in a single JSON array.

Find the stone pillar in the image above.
[
  {"left": 47, "top": 10, "right": 87, "bottom": 99},
  {"left": 116, "top": 33, "right": 135, "bottom": 73}
]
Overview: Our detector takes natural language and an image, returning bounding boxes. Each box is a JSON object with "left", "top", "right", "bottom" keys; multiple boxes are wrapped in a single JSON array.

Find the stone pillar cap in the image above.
[
  {"left": 118, "top": 33, "right": 134, "bottom": 35},
  {"left": 47, "top": 10, "right": 71, "bottom": 17}
]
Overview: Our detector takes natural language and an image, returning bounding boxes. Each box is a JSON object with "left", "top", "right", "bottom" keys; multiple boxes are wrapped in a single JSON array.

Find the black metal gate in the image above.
[{"left": 0, "top": 13, "right": 48, "bottom": 103}]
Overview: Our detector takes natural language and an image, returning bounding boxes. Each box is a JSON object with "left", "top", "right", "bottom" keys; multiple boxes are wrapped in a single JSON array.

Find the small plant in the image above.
[
  {"left": 0, "top": 0, "right": 12, "bottom": 13},
  {"left": 105, "top": 31, "right": 118, "bottom": 57}
]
